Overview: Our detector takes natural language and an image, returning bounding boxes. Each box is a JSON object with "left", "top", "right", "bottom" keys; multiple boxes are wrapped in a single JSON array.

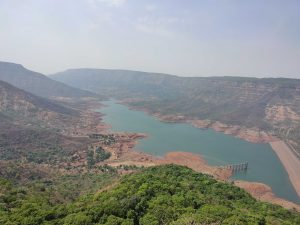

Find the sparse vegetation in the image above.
[
  {"left": 89, "top": 134, "right": 116, "bottom": 145},
  {"left": 95, "top": 147, "right": 112, "bottom": 162},
  {"left": 87, "top": 147, "right": 111, "bottom": 168}
]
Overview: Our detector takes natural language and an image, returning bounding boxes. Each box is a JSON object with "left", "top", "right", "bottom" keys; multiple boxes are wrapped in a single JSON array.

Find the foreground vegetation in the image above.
[{"left": 1, "top": 165, "right": 299, "bottom": 225}]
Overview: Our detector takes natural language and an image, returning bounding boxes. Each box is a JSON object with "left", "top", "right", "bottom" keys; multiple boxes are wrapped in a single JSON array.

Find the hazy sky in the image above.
[{"left": 0, "top": 0, "right": 299, "bottom": 78}]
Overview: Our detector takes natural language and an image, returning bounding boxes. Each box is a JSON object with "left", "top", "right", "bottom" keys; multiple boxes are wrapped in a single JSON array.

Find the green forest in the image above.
[{"left": 1, "top": 165, "right": 299, "bottom": 225}]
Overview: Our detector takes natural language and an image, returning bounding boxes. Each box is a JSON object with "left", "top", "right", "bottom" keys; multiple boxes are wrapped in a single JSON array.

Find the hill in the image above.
[
  {"left": 51, "top": 69, "right": 180, "bottom": 98},
  {"left": 0, "top": 164, "right": 299, "bottom": 224},
  {"left": 0, "top": 80, "right": 92, "bottom": 164},
  {"left": 0, "top": 79, "right": 80, "bottom": 130},
  {"left": 51, "top": 69, "right": 300, "bottom": 154},
  {"left": 0, "top": 62, "right": 97, "bottom": 98},
  {"left": 0, "top": 80, "right": 77, "bottom": 117}
]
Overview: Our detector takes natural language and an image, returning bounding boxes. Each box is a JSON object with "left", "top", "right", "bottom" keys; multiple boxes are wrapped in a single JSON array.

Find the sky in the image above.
[{"left": 0, "top": 0, "right": 299, "bottom": 78}]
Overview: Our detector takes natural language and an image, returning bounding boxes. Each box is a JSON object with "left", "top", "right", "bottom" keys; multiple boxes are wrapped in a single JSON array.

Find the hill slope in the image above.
[
  {"left": 0, "top": 165, "right": 299, "bottom": 224},
  {"left": 0, "top": 80, "right": 87, "bottom": 163},
  {"left": 0, "top": 80, "right": 77, "bottom": 117},
  {"left": 0, "top": 62, "right": 97, "bottom": 98},
  {"left": 51, "top": 69, "right": 181, "bottom": 97}
]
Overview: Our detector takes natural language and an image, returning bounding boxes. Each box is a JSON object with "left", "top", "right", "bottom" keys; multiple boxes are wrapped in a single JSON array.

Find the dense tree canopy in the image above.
[{"left": 0, "top": 165, "right": 299, "bottom": 224}]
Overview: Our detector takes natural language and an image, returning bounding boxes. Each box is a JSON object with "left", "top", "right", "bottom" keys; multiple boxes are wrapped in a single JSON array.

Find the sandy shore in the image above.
[
  {"left": 108, "top": 151, "right": 232, "bottom": 181},
  {"left": 270, "top": 141, "right": 300, "bottom": 198},
  {"left": 235, "top": 180, "right": 300, "bottom": 211},
  {"left": 107, "top": 149, "right": 300, "bottom": 211},
  {"left": 156, "top": 151, "right": 232, "bottom": 181}
]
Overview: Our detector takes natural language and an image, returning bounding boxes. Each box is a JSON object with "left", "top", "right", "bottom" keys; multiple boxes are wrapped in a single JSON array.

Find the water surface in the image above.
[{"left": 100, "top": 101, "right": 300, "bottom": 204}]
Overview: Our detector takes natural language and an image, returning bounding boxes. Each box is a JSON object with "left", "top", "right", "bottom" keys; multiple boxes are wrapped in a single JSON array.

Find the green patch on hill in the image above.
[{"left": 1, "top": 165, "right": 300, "bottom": 224}]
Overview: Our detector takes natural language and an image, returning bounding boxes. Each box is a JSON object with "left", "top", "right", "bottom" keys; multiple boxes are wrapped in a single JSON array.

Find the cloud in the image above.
[
  {"left": 136, "top": 16, "right": 180, "bottom": 37},
  {"left": 89, "top": 0, "right": 126, "bottom": 7},
  {"left": 145, "top": 4, "right": 158, "bottom": 12}
]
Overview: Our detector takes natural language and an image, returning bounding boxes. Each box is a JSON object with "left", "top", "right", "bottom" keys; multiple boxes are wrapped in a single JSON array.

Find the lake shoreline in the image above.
[
  {"left": 103, "top": 137, "right": 300, "bottom": 211},
  {"left": 100, "top": 100, "right": 300, "bottom": 208},
  {"left": 120, "top": 100, "right": 278, "bottom": 143},
  {"left": 103, "top": 133, "right": 300, "bottom": 211},
  {"left": 119, "top": 100, "right": 300, "bottom": 200},
  {"left": 234, "top": 180, "right": 300, "bottom": 211}
]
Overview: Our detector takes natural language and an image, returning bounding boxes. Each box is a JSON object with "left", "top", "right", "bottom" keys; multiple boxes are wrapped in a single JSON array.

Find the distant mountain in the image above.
[
  {"left": 51, "top": 69, "right": 300, "bottom": 103},
  {"left": 50, "top": 69, "right": 300, "bottom": 128},
  {"left": 51, "top": 69, "right": 180, "bottom": 98},
  {"left": 51, "top": 68, "right": 300, "bottom": 153},
  {"left": 0, "top": 62, "right": 97, "bottom": 98}
]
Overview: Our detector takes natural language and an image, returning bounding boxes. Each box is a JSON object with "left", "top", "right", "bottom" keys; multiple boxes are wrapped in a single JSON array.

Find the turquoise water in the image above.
[{"left": 100, "top": 101, "right": 300, "bottom": 204}]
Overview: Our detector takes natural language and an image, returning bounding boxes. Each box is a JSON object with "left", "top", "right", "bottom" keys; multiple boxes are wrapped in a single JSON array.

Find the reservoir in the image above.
[{"left": 101, "top": 100, "right": 300, "bottom": 204}]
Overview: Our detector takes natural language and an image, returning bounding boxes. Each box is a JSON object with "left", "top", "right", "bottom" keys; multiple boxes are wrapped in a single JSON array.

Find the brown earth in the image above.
[
  {"left": 235, "top": 180, "right": 300, "bottom": 211},
  {"left": 156, "top": 152, "right": 232, "bottom": 181},
  {"left": 107, "top": 150, "right": 231, "bottom": 181},
  {"left": 265, "top": 104, "right": 300, "bottom": 123}
]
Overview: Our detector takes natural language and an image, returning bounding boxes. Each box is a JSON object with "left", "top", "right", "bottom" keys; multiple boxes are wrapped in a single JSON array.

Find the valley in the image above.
[
  {"left": 1, "top": 62, "right": 300, "bottom": 224},
  {"left": 2, "top": 1, "right": 300, "bottom": 223},
  {"left": 51, "top": 68, "right": 300, "bottom": 201},
  {"left": 51, "top": 69, "right": 300, "bottom": 157}
]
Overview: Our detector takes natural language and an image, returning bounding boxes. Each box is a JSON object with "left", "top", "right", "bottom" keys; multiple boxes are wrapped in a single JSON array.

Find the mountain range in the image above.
[{"left": 51, "top": 68, "right": 300, "bottom": 155}]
